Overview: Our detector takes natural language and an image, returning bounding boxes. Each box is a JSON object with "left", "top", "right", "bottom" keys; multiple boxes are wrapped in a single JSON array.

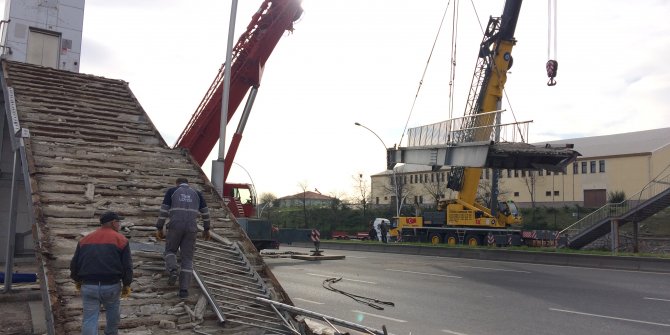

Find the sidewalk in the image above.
[{"left": 1, "top": 260, "right": 45, "bottom": 335}]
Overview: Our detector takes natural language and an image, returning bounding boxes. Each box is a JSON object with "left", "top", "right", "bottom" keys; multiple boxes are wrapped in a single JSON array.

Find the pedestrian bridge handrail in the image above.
[
  {"left": 560, "top": 168, "right": 670, "bottom": 238},
  {"left": 406, "top": 110, "right": 531, "bottom": 147}
]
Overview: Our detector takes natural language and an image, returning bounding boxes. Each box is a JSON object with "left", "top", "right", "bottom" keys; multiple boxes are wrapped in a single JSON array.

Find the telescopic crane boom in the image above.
[{"left": 175, "top": 0, "right": 303, "bottom": 217}]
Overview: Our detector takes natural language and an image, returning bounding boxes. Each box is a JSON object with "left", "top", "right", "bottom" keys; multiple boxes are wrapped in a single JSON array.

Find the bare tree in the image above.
[
  {"left": 258, "top": 192, "right": 277, "bottom": 219},
  {"left": 384, "top": 169, "right": 411, "bottom": 216},
  {"left": 353, "top": 173, "right": 370, "bottom": 218},
  {"left": 422, "top": 170, "right": 451, "bottom": 206},
  {"left": 523, "top": 171, "right": 537, "bottom": 208},
  {"left": 259, "top": 192, "right": 276, "bottom": 204}
]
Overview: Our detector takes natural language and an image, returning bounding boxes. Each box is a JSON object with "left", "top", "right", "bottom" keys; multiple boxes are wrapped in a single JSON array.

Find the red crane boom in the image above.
[{"left": 175, "top": 0, "right": 302, "bottom": 166}]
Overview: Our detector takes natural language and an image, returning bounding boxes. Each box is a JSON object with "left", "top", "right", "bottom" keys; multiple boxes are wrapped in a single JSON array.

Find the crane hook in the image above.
[{"left": 546, "top": 59, "right": 558, "bottom": 86}]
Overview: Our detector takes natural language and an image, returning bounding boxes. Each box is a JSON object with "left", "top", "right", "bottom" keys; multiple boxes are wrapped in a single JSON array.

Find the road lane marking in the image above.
[
  {"left": 457, "top": 265, "right": 530, "bottom": 273},
  {"left": 306, "top": 273, "right": 377, "bottom": 284},
  {"left": 442, "top": 330, "right": 470, "bottom": 335},
  {"left": 352, "top": 310, "right": 407, "bottom": 323},
  {"left": 385, "top": 268, "right": 462, "bottom": 279},
  {"left": 292, "top": 298, "right": 324, "bottom": 305},
  {"left": 549, "top": 308, "right": 670, "bottom": 327},
  {"left": 644, "top": 297, "right": 670, "bottom": 302}
]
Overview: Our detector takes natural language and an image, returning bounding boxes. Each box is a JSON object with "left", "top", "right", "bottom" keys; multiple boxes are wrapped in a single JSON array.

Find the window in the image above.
[
  {"left": 554, "top": 191, "right": 559, "bottom": 196},
  {"left": 514, "top": 192, "right": 519, "bottom": 197},
  {"left": 539, "top": 170, "right": 543, "bottom": 176},
  {"left": 573, "top": 162, "right": 578, "bottom": 174},
  {"left": 419, "top": 196, "right": 423, "bottom": 204},
  {"left": 514, "top": 170, "right": 519, "bottom": 177},
  {"left": 545, "top": 191, "right": 551, "bottom": 196},
  {"left": 590, "top": 161, "right": 596, "bottom": 173},
  {"left": 521, "top": 170, "right": 526, "bottom": 177},
  {"left": 599, "top": 160, "right": 605, "bottom": 173},
  {"left": 507, "top": 169, "right": 512, "bottom": 178},
  {"left": 431, "top": 173, "right": 435, "bottom": 182},
  {"left": 375, "top": 197, "right": 379, "bottom": 204},
  {"left": 581, "top": 162, "right": 587, "bottom": 174}
]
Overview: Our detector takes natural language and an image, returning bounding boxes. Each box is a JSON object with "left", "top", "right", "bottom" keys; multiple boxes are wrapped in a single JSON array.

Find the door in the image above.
[
  {"left": 583, "top": 189, "right": 606, "bottom": 208},
  {"left": 27, "top": 30, "right": 60, "bottom": 68}
]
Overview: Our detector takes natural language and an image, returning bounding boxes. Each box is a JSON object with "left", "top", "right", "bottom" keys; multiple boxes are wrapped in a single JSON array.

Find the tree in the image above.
[
  {"left": 421, "top": 170, "right": 451, "bottom": 206},
  {"left": 298, "top": 181, "right": 309, "bottom": 228},
  {"left": 353, "top": 173, "right": 370, "bottom": 218},
  {"left": 258, "top": 192, "right": 276, "bottom": 219},
  {"left": 523, "top": 171, "right": 537, "bottom": 208}
]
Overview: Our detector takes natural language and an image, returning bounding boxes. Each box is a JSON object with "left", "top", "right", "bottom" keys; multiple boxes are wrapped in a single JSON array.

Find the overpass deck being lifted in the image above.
[{"left": 387, "top": 110, "right": 580, "bottom": 171}]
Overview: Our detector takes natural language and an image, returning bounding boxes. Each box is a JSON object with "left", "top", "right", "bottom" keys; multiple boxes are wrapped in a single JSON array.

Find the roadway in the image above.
[{"left": 264, "top": 246, "right": 670, "bottom": 335}]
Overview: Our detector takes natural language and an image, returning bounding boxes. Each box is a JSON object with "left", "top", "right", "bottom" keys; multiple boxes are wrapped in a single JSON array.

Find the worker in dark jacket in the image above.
[
  {"left": 70, "top": 211, "right": 133, "bottom": 335},
  {"left": 155, "top": 177, "right": 210, "bottom": 298}
]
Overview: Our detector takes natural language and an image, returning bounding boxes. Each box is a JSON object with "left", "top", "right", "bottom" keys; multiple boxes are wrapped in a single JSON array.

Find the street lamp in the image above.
[{"left": 355, "top": 122, "right": 401, "bottom": 218}]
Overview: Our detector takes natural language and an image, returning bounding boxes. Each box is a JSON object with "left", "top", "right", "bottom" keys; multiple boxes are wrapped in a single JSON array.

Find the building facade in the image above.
[
  {"left": 371, "top": 127, "right": 670, "bottom": 209},
  {"left": 276, "top": 191, "right": 337, "bottom": 208}
]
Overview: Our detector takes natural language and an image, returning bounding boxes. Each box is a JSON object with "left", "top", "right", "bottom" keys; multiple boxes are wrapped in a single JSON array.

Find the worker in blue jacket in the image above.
[
  {"left": 70, "top": 211, "right": 133, "bottom": 335},
  {"left": 155, "top": 177, "right": 211, "bottom": 298}
]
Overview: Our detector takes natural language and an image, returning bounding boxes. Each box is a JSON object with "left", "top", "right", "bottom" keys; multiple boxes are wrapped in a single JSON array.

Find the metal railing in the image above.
[
  {"left": 406, "top": 110, "right": 531, "bottom": 147},
  {"left": 560, "top": 167, "right": 670, "bottom": 238}
]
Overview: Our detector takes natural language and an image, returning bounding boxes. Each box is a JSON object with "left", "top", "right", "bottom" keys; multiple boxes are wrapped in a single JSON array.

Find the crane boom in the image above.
[{"left": 175, "top": 0, "right": 303, "bottom": 169}]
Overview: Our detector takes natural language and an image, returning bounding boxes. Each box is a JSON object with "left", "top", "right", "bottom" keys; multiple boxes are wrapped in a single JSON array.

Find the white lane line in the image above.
[
  {"left": 441, "top": 330, "right": 470, "bottom": 335},
  {"left": 644, "top": 297, "right": 670, "bottom": 302},
  {"left": 457, "top": 265, "right": 530, "bottom": 273},
  {"left": 352, "top": 310, "right": 408, "bottom": 323},
  {"left": 385, "top": 268, "right": 462, "bottom": 279},
  {"left": 306, "top": 273, "right": 377, "bottom": 284},
  {"left": 292, "top": 298, "right": 324, "bottom": 305},
  {"left": 549, "top": 308, "right": 670, "bottom": 327}
]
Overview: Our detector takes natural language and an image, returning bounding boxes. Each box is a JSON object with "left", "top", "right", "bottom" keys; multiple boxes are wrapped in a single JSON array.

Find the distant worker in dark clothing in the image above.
[
  {"left": 380, "top": 219, "right": 389, "bottom": 243},
  {"left": 155, "top": 177, "right": 211, "bottom": 299},
  {"left": 70, "top": 211, "right": 133, "bottom": 335}
]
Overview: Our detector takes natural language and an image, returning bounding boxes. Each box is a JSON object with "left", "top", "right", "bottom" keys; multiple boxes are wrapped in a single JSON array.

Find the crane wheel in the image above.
[
  {"left": 446, "top": 233, "right": 458, "bottom": 246},
  {"left": 429, "top": 233, "right": 442, "bottom": 245},
  {"left": 465, "top": 234, "right": 481, "bottom": 247}
]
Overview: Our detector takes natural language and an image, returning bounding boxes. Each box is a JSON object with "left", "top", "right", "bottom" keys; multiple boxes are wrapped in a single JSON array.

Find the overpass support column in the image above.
[{"left": 611, "top": 219, "right": 619, "bottom": 255}]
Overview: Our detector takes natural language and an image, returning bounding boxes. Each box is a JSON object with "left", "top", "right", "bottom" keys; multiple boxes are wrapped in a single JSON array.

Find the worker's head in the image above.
[
  {"left": 100, "top": 211, "right": 124, "bottom": 231},
  {"left": 176, "top": 177, "right": 188, "bottom": 185}
]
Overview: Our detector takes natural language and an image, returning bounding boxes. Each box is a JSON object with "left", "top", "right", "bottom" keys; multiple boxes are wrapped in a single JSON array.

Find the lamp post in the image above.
[{"left": 355, "top": 122, "right": 400, "bottom": 218}]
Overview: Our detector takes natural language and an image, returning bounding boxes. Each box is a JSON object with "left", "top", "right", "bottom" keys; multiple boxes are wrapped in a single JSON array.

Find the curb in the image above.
[{"left": 289, "top": 241, "right": 670, "bottom": 273}]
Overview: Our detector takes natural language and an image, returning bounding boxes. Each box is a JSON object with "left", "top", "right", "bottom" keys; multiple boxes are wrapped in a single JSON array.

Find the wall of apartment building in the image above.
[{"left": 371, "top": 144, "right": 669, "bottom": 210}]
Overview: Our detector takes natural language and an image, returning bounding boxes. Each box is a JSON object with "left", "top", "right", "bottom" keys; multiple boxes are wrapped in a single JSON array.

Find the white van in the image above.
[{"left": 372, "top": 218, "right": 390, "bottom": 242}]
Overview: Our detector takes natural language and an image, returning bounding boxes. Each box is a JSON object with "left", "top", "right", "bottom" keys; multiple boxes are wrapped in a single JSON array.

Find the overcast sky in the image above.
[{"left": 22, "top": 0, "right": 670, "bottom": 199}]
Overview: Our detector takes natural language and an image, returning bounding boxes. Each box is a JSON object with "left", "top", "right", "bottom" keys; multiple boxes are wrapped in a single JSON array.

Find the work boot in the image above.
[
  {"left": 179, "top": 289, "right": 189, "bottom": 299},
  {"left": 168, "top": 270, "right": 178, "bottom": 286}
]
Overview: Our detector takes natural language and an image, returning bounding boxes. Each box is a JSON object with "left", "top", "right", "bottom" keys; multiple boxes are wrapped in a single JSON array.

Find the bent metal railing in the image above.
[{"left": 560, "top": 167, "right": 670, "bottom": 240}]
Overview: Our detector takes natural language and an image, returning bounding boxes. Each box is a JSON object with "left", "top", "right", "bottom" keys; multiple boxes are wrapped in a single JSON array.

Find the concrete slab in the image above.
[
  {"left": 291, "top": 254, "right": 346, "bottom": 261},
  {"left": 29, "top": 300, "right": 47, "bottom": 334}
]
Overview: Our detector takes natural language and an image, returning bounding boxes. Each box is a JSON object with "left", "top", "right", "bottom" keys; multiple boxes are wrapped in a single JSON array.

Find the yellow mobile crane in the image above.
[{"left": 387, "top": 0, "right": 578, "bottom": 246}]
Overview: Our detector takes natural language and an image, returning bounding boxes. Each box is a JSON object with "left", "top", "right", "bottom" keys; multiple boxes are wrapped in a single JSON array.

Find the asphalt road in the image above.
[{"left": 264, "top": 246, "right": 670, "bottom": 335}]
